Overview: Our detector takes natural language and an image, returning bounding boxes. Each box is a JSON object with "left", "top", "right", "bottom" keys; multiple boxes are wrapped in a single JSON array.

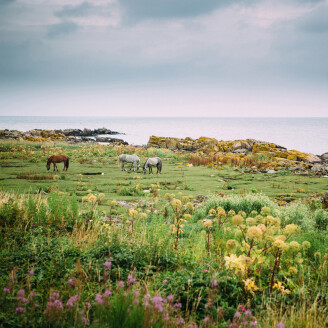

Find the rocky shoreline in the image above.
[
  {"left": 0, "top": 128, "right": 128, "bottom": 145},
  {"left": 147, "top": 136, "right": 328, "bottom": 175}
]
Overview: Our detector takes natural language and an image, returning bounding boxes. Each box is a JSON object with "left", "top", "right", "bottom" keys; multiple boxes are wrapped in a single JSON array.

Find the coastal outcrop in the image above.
[
  {"left": 0, "top": 128, "right": 128, "bottom": 145},
  {"left": 147, "top": 135, "right": 327, "bottom": 173}
]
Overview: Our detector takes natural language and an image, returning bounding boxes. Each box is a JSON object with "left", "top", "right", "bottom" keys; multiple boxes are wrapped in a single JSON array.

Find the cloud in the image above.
[
  {"left": 47, "top": 20, "right": 79, "bottom": 38},
  {"left": 298, "top": 3, "right": 328, "bottom": 33},
  {"left": 119, "top": 0, "right": 254, "bottom": 22},
  {"left": 0, "top": 0, "right": 16, "bottom": 6}
]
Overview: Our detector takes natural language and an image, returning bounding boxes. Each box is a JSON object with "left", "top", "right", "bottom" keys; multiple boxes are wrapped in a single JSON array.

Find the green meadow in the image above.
[{"left": 0, "top": 141, "right": 328, "bottom": 328}]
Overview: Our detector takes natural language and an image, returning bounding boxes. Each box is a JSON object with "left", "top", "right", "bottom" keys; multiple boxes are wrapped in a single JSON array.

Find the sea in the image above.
[{"left": 0, "top": 116, "right": 327, "bottom": 155}]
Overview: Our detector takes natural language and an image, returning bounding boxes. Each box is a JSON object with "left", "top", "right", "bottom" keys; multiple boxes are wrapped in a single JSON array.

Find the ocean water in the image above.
[{"left": 0, "top": 116, "right": 327, "bottom": 155}]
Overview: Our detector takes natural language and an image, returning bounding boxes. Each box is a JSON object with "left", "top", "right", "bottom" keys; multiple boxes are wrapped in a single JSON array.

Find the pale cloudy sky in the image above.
[{"left": 0, "top": 0, "right": 327, "bottom": 116}]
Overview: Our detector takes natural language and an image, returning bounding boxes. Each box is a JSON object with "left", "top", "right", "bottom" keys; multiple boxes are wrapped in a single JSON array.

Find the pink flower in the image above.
[
  {"left": 103, "top": 289, "right": 112, "bottom": 298},
  {"left": 66, "top": 294, "right": 79, "bottom": 307},
  {"left": 15, "top": 307, "right": 25, "bottom": 313},
  {"left": 84, "top": 302, "right": 91, "bottom": 307},
  {"left": 95, "top": 294, "right": 104, "bottom": 305},
  {"left": 210, "top": 279, "right": 218, "bottom": 288},
  {"left": 3, "top": 287, "right": 10, "bottom": 294},
  {"left": 29, "top": 291, "right": 37, "bottom": 297},
  {"left": 238, "top": 305, "right": 246, "bottom": 312},
  {"left": 234, "top": 311, "right": 241, "bottom": 318},
  {"left": 34, "top": 303, "right": 39, "bottom": 307},
  {"left": 28, "top": 269, "right": 34, "bottom": 276},
  {"left": 82, "top": 316, "right": 89, "bottom": 324},
  {"left": 17, "top": 289, "right": 25, "bottom": 297},
  {"left": 127, "top": 275, "right": 136, "bottom": 285},
  {"left": 203, "top": 270, "right": 208, "bottom": 273},
  {"left": 163, "top": 279, "right": 168, "bottom": 284},
  {"left": 250, "top": 321, "right": 258, "bottom": 326},
  {"left": 67, "top": 278, "right": 75, "bottom": 287},
  {"left": 104, "top": 261, "right": 112, "bottom": 269},
  {"left": 197, "top": 296, "right": 201, "bottom": 301},
  {"left": 117, "top": 280, "right": 124, "bottom": 287},
  {"left": 174, "top": 302, "right": 182, "bottom": 308},
  {"left": 166, "top": 294, "right": 174, "bottom": 302},
  {"left": 277, "top": 322, "right": 285, "bottom": 328}
]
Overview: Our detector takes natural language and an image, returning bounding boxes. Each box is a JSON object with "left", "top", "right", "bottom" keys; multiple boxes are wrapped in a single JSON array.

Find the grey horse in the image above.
[
  {"left": 143, "top": 157, "right": 162, "bottom": 174},
  {"left": 118, "top": 154, "right": 141, "bottom": 172}
]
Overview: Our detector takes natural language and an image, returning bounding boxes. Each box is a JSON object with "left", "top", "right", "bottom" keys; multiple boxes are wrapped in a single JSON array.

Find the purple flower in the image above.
[
  {"left": 34, "top": 303, "right": 39, "bottom": 307},
  {"left": 82, "top": 316, "right": 89, "bottom": 324},
  {"left": 127, "top": 275, "right": 136, "bottom": 285},
  {"left": 163, "top": 279, "right": 168, "bottom": 284},
  {"left": 3, "top": 287, "right": 10, "bottom": 294},
  {"left": 66, "top": 294, "right": 79, "bottom": 307},
  {"left": 67, "top": 278, "right": 75, "bottom": 287},
  {"left": 95, "top": 293, "right": 104, "bottom": 305},
  {"left": 84, "top": 302, "right": 91, "bottom": 307},
  {"left": 197, "top": 296, "right": 201, "bottom": 300},
  {"left": 28, "top": 269, "right": 34, "bottom": 276},
  {"left": 104, "top": 261, "right": 112, "bottom": 269},
  {"left": 234, "top": 311, "right": 241, "bottom": 318},
  {"left": 174, "top": 302, "right": 182, "bottom": 308},
  {"left": 211, "top": 279, "right": 218, "bottom": 288},
  {"left": 17, "top": 289, "right": 25, "bottom": 297},
  {"left": 15, "top": 307, "right": 25, "bottom": 313},
  {"left": 103, "top": 289, "right": 112, "bottom": 298},
  {"left": 166, "top": 294, "right": 174, "bottom": 302},
  {"left": 29, "top": 291, "right": 37, "bottom": 298},
  {"left": 117, "top": 280, "right": 124, "bottom": 288},
  {"left": 250, "top": 321, "right": 258, "bottom": 327},
  {"left": 277, "top": 322, "right": 285, "bottom": 328},
  {"left": 203, "top": 316, "right": 210, "bottom": 323},
  {"left": 176, "top": 316, "right": 185, "bottom": 326}
]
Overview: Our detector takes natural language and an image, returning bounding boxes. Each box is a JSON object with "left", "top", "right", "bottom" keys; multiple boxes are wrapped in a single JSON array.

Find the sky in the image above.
[{"left": 0, "top": 0, "right": 327, "bottom": 117}]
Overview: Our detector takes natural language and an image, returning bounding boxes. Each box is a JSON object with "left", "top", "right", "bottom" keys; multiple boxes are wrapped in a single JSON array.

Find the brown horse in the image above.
[{"left": 46, "top": 154, "right": 69, "bottom": 171}]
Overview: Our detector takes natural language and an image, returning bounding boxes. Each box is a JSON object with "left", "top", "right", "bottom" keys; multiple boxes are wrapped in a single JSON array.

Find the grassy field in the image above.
[{"left": 0, "top": 141, "right": 328, "bottom": 328}]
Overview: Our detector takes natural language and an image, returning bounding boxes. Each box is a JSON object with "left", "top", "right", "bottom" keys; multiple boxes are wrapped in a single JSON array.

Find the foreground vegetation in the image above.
[{"left": 0, "top": 141, "right": 328, "bottom": 327}]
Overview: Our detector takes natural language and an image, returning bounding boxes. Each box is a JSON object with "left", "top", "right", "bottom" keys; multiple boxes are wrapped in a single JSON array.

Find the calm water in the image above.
[{"left": 0, "top": 116, "right": 327, "bottom": 155}]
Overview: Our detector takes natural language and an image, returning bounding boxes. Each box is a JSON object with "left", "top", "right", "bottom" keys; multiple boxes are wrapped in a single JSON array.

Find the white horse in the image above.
[
  {"left": 118, "top": 154, "right": 140, "bottom": 172},
  {"left": 143, "top": 157, "right": 162, "bottom": 174}
]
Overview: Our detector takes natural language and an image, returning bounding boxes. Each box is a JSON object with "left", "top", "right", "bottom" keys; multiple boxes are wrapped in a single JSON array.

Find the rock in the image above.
[
  {"left": 311, "top": 163, "right": 328, "bottom": 175},
  {"left": 322, "top": 192, "right": 328, "bottom": 209},
  {"left": 304, "top": 154, "right": 321, "bottom": 163},
  {"left": 267, "top": 169, "right": 277, "bottom": 174},
  {"left": 321, "top": 152, "right": 328, "bottom": 161}
]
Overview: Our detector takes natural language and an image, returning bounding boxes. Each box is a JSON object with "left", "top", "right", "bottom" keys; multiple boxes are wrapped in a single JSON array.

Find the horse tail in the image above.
[{"left": 66, "top": 157, "right": 69, "bottom": 169}]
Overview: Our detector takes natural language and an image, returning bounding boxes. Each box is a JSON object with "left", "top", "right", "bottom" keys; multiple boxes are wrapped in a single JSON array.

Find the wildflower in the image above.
[
  {"left": 127, "top": 275, "right": 136, "bottom": 285},
  {"left": 234, "top": 311, "right": 242, "bottom": 318},
  {"left": 289, "top": 266, "right": 298, "bottom": 275},
  {"left": 228, "top": 210, "right": 236, "bottom": 217},
  {"left": 67, "top": 278, "right": 75, "bottom": 287},
  {"left": 245, "top": 310, "right": 252, "bottom": 316},
  {"left": 84, "top": 302, "right": 91, "bottom": 307},
  {"left": 284, "top": 224, "right": 300, "bottom": 235},
  {"left": 246, "top": 217, "right": 256, "bottom": 226},
  {"left": 176, "top": 316, "right": 185, "bottom": 326},
  {"left": 182, "top": 196, "right": 189, "bottom": 203},
  {"left": 238, "top": 305, "right": 246, "bottom": 312},
  {"left": 232, "top": 214, "right": 244, "bottom": 226},
  {"left": 226, "top": 239, "right": 237, "bottom": 250},
  {"left": 250, "top": 321, "right": 258, "bottom": 326},
  {"left": 17, "top": 289, "right": 25, "bottom": 297},
  {"left": 140, "top": 212, "right": 147, "bottom": 220},
  {"left": 117, "top": 280, "right": 124, "bottom": 288},
  {"left": 29, "top": 291, "right": 36, "bottom": 297},
  {"left": 273, "top": 239, "right": 288, "bottom": 252},
  {"left": 288, "top": 241, "right": 301, "bottom": 252},
  {"left": 184, "top": 214, "right": 191, "bottom": 220},
  {"left": 246, "top": 226, "right": 263, "bottom": 241},
  {"left": 66, "top": 294, "right": 79, "bottom": 307},
  {"left": 210, "top": 279, "right": 218, "bottom": 288},
  {"left": 95, "top": 294, "right": 104, "bottom": 305},
  {"left": 203, "top": 269, "right": 208, "bottom": 273},
  {"left": 15, "top": 307, "right": 25, "bottom": 313},
  {"left": 203, "top": 220, "right": 213, "bottom": 228},
  {"left": 174, "top": 302, "right": 182, "bottom": 308},
  {"left": 152, "top": 296, "right": 164, "bottom": 312},
  {"left": 28, "top": 269, "right": 34, "bottom": 276},
  {"left": 104, "top": 261, "right": 112, "bottom": 269},
  {"left": 277, "top": 322, "right": 285, "bottom": 328},
  {"left": 186, "top": 202, "right": 194, "bottom": 210},
  {"left": 302, "top": 241, "right": 311, "bottom": 250},
  {"left": 238, "top": 210, "right": 246, "bottom": 218},
  {"left": 82, "top": 316, "right": 89, "bottom": 324},
  {"left": 103, "top": 289, "right": 112, "bottom": 298},
  {"left": 171, "top": 199, "right": 182, "bottom": 209},
  {"left": 166, "top": 294, "right": 174, "bottom": 302},
  {"left": 165, "top": 193, "right": 173, "bottom": 200},
  {"left": 217, "top": 207, "right": 226, "bottom": 218},
  {"left": 129, "top": 209, "right": 138, "bottom": 218},
  {"left": 314, "top": 251, "right": 321, "bottom": 259},
  {"left": 208, "top": 208, "right": 216, "bottom": 216},
  {"left": 257, "top": 223, "right": 266, "bottom": 232},
  {"left": 163, "top": 279, "right": 168, "bottom": 284},
  {"left": 34, "top": 303, "right": 39, "bottom": 307},
  {"left": 261, "top": 207, "right": 271, "bottom": 216},
  {"left": 3, "top": 287, "right": 10, "bottom": 294},
  {"left": 203, "top": 316, "right": 210, "bottom": 323}
]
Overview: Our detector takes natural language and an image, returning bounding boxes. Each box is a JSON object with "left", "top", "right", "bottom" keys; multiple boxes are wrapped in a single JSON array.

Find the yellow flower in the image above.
[
  {"left": 217, "top": 207, "right": 226, "bottom": 218},
  {"left": 182, "top": 196, "right": 189, "bottom": 204},
  {"left": 139, "top": 213, "right": 147, "bottom": 220},
  {"left": 171, "top": 199, "right": 182, "bottom": 209},
  {"left": 87, "top": 193, "right": 97, "bottom": 203},
  {"left": 98, "top": 193, "right": 105, "bottom": 201},
  {"left": 208, "top": 209, "right": 216, "bottom": 216},
  {"left": 302, "top": 241, "right": 311, "bottom": 250},
  {"left": 232, "top": 214, "right": 244, "bottom": 226},
  {"left": 186, "top": 202, "right": 194, "bottom": 211},
  {"left": 243, "top": 278, "right": 259, "bottom": 295},
  {"left": 261, "top": 207, "right": 271, "bottom": 216},
  {"left": 228, "top": 210, "right": 236, "bottom": 217},
  {"left": 288, "top": 241, "right": 301, "bottom": 252},
  {"left": 246, "top": 226, "right": 263, "bottom": 241},
  {"left": 314, "top": 251, "right": 321, "bottom": 259},
  {"left": 284, "top": 224, "right": 301, "bottom": 235},
  {"left": 238, "top": 211, "right": 246, "bottom": 218},
  {"left": 289, "top": 266, "right": 298, "bottom": 275},
  {"left": 165, "top": 193, "right": 173, "bottom": 200},
  {"left": 246, "top": 217, "right": 256, "bottom": 226},
  {"left": 273, "top": 281, "right": 291, "bottom": 295},
  {"left": 273, "top": 239, "right": 288, "bottom": 252},
  {"left": 129, "top": 209, "right": 138, "bottom": 218},
  {"left": 257, "top": 224, "right": 267, "bottom": 233},
  {"left": 203, "top": 220, "right": 213, "bottom": 228},
  {"left": 226, "top": 239, "right": 237, "bottom": 250},
  {"left": 184, "top": 214, "right": 191, "bottom": 220}
]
